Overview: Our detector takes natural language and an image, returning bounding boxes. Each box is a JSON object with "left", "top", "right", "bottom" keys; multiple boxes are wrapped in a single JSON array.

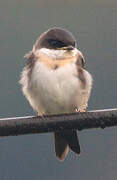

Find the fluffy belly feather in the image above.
[{"left": 20, "top": 61, "right": 92, "bottom": 115}]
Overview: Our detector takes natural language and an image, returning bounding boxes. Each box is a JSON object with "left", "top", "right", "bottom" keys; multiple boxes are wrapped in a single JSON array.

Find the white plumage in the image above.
[
  {"left": 19, "top": 27, "right": 93, "bottom": 161},
  {"left": 20, "top": 50, "right": 92, "bottom": 115}
]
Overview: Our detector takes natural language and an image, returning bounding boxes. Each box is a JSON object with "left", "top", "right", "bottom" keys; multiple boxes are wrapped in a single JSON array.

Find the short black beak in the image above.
[
  {"left": 57, "top": 46, "right": 74, "bottom": 50},
  {"left": 66, "top": 45, "right": 74, "bottom": 51}
]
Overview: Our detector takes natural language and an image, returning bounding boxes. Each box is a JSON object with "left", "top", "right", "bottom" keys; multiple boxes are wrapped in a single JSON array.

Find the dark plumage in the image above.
[{"left": 34, "top": 27, "right": 76, "bottom": 50}]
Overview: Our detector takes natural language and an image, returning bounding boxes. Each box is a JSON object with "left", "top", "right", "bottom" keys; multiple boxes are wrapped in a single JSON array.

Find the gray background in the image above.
[{"left": 0, "top": 0, "right": 117, "bottom": 179}]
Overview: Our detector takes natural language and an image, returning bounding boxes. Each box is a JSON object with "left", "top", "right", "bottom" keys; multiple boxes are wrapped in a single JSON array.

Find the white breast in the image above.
[{"left": 21, "top": 61, "right": 92, "bottom": 115}]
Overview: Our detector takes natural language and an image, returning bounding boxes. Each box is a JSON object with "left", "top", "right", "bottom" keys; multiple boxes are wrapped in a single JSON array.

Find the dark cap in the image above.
[{"left": 34, "top": 27, "right": 77, "bottom": 50}]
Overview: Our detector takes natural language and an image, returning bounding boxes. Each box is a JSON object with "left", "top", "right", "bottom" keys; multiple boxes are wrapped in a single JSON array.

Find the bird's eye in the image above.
[
  {"left": 50, "top": 40, "right": 58, "bottom": 46},
  {"left": 49, "top": 39, "right": 65, "bottom": 48}
]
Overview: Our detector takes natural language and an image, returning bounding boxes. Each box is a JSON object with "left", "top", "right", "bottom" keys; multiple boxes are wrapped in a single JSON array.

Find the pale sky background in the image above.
[{"left": 0, "top": 0, "right": 117, "bottom": 180}]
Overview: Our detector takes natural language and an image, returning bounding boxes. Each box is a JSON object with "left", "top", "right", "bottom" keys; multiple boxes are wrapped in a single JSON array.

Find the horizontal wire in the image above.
[{"left": 0, "top": 108, "right": 117, "bottom": 137}]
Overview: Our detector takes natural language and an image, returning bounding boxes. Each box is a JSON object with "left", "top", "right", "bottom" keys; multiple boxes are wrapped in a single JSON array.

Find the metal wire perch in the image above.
[{"left": 0, "top": 108, "right": 117, "bottom": 137}]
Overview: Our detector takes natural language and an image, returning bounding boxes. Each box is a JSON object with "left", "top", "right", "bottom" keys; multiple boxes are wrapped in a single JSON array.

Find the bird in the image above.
[{"left": 19, "top": 27, "right": 92, "bottom": 161}]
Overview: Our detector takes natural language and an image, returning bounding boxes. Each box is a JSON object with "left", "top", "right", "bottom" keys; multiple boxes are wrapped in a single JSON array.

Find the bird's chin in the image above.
[{"left": 34, "top": 48, "right": 78, "bottom": 60}]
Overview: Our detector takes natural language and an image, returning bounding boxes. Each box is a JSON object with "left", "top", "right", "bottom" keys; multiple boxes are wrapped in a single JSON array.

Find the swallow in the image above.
[{"left": 19, "top": 27, "right": 92, "bottom": 161}]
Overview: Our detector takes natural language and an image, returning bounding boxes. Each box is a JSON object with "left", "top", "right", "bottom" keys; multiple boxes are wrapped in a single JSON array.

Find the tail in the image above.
[{"left": 54, "top": 130, "right": 80, "bottom": 161}]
